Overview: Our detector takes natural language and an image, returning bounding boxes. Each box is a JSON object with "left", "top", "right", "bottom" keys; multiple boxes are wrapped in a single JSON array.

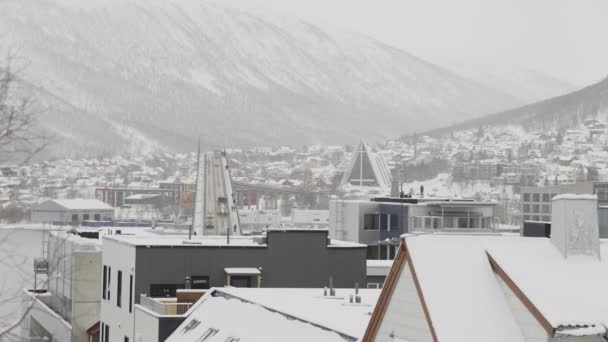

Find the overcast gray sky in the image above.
[{"left": 222, "top": 0, "right": 608, "bottom": 86}]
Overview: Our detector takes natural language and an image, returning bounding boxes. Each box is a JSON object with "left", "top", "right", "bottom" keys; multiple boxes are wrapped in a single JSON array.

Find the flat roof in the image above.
[{"left": 104, "top": 233, "right": 365, "bottom": 248}]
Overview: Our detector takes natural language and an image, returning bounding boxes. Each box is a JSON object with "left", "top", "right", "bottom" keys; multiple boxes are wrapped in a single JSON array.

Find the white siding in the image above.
[
  {"left": 495, "top": 274, "right": 547, "bottom": 342},
  {"left": 375, "top": 260, "right": 433, "bottom": 342},
  {"left": 100, "top": 238, "right": 136, "bottom": 342}
]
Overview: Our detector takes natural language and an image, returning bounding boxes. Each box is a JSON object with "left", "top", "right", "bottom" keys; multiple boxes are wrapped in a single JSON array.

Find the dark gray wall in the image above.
[
  {"left": 134, "top": 230, "right": 366, "bottom": 301},
  {"left": 158, "top": 317, "right": 186, "bottom": 342},
  {"left": 358, "top": 203, "right": 408, "bottom": 245}
]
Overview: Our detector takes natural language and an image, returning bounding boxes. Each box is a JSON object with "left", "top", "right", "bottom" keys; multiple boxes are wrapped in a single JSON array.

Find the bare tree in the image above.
[
  {"left": 0, "top": 53, "right": 52, "bottom": 340},
  {"left": 0, "top": 53, "right": 49, "bottom": 165}
]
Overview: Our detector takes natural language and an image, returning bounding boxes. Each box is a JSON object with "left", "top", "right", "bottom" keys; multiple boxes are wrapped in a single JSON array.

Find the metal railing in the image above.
[
  {"left": 409, "top": 216, "right": 494, "bottom": 231},
  {"left": 139, "top": 294, "right": 193, "bottom": 316}
]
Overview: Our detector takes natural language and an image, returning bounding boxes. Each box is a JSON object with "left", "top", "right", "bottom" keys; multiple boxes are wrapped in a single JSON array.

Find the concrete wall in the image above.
[{"left": 71, "top": 251, "right": 102, "bottom": 342}]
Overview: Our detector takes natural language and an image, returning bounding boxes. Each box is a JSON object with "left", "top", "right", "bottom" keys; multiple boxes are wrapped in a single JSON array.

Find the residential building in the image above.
[
  {"left": 31, "top": 199, "right": 114, "bottom": 224},
  {"left": 519, "top": 182, "right": 608, "bottom": 223},
  {"left": 22, "top": 231, "right": 102, "bottom": 342},
  {"left": 364, "top": 194, "right": 608, "bottom": 342},
  {"left": 329, "top": 197, "right": 497, "bottom": 260},
  {"left": 99, "top": 229, "right": 366, "bottom": 342}
]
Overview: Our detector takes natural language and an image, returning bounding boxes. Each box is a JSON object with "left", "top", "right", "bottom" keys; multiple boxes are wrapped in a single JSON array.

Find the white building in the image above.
[
  {"left": 31, "top": 199, "right": 114, "bottom": 224},
  {"left": 21, "top": 231, "right": 102, "bottom": 342},
  {"left": 364, "top": 194, "right": 608, "bottom": 342}
]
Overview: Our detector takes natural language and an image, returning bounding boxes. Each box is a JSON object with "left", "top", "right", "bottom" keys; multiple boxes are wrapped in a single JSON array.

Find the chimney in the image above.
[{"left": 551, "top": 194, "right": 600, "bottom": 259}]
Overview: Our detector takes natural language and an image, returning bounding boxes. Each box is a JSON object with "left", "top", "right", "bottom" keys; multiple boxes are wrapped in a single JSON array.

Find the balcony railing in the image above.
[
  {"left": 409, "top": 215, "right": 494, "bottom": 232},
  {"left": 139, "top": 294, "right": 193, "bottom": 316}
]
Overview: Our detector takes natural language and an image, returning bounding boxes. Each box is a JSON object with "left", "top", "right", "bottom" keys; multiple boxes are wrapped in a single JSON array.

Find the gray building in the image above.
[
  {"left": 99, "top": 229, "right": 366, "bottom": 342},
  {"left": 330, "top": 196, "right": 497, "bottom": 261},
  {"left": 520, "top": 182, "right": 608, "bottom": 224}
]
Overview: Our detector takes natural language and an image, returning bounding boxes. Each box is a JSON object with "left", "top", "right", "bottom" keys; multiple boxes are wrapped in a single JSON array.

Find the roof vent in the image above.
[{"left": 551, "top": 194, "right": 600, "bottom": 259}]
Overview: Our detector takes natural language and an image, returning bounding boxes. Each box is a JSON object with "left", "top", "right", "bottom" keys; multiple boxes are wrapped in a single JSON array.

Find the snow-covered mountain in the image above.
[
  {"left": 451, "top": 66, "right": 577, "bottom": 103},
  {"left": 0, "top": 0, "right": 520, "bottom": 158},
  {"left": 427, "top": 75, "right": 608, "bottom": 135}
]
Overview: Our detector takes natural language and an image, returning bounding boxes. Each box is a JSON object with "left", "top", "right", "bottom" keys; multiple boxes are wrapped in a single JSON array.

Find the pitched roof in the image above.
[
  {"left": 364, "top": 234, "right": 608, "bottom": 341},
  {"left": 44, "top": 199, "right": 113, "bottom": 211},
  {"left": 165, "top": 288, "right": 380, "bottom": 342}
]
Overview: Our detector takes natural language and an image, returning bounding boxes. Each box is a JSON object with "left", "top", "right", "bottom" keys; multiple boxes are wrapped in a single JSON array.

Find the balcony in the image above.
[{"left": 139, "top": 294, "right": 194, "bottom": 315}]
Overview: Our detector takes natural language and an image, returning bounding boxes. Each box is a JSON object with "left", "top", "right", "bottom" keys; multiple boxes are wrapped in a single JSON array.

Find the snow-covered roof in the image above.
[
  {"left": 165, "top": 287, "right": 380, "bottom": 342},
  {"left": 370, "top": 234, "right": 608, "bottom": 341},
  {"left": 47, "top": 199, "right": 113, "bottom": 211}
]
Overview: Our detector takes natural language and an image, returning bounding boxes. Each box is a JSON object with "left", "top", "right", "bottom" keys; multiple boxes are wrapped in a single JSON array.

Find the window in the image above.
[
  {"left": 103, "top": 265, "right": 107, "bottom": 300},
  {"left": 117, "top": 270, "right": 122, "bottom": 308},
  {"left": 523, "top": 193, "right": 530, "bottom": 202},
  {"left": 94, "top": 213, "right": 101, "bottom": 221},
  {"left": 83, "top": 214, "right": 90, "bottom": 220},
  {"left": 129, "top": 275, "right": 133, "bottom": 313},
  {"left": 523, "top": 215, "right": 531, "bottom": 221},
  {"left": 367, "top": 283, "right": 380, "bottom": 289},
  {"left": 104, "top": 323, "right": 109, "bottom": 342},
  {"left": 125, "top": 337, "right": 129, "bottom": 342},
  {"left": 380, "top": 214, "right": 389, "bottom": 231},
  {"left": 72, "top": 214, "right": 78, "bottom": 223},
  {"left": 389, "top": 245, "right": 396, "bottom": 259},
  {"left": 363, "top": 214, "right": 378, "bottom": 230},
  {"left": 389, "top": 214, "right": 398, "bottom": 231},
  {"left": 366, "top": 245, "right": 379, "bottom": 259},
  {"left": 523, "top": 204, "right": 530, "bottom": 213},
  {"left": 108, "top": 267, "right": 111, "bottom": 300},
  {"left": 532, "top": 193, "right": 540, "bottom": 202},
  {"left": 542, "top": 216, "right": 550, "bottom": 222},
  {"left": 380, "top": 245, "right": 388, "bottom": 260},
  {"left": 532, "top": 215, "right": 540, "bottom": 221},
  {"left": 542, "top": 193, "right": 551, "bottom": 202},
  {"left": 532, "top": 205, "right": 540, "bottom": 213},
  {"left": 542, "top": 205, "right": 550, "bottom": 213},
  {"left": 150, "top": 284, "right": 185, "bottom": 297}
]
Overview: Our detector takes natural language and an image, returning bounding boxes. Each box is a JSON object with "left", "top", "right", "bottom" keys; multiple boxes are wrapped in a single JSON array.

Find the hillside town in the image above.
[
  {"left": 3, "top": 119, "right": 608, "bottom": 228},
  {"left": 2, "top": 1, "right": 608, "bottom": 341}
]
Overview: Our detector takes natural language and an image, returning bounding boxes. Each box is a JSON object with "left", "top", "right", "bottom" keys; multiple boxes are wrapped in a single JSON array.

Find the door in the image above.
[{"left": 230, "top": 276, "right": 251, "bottom": 288}]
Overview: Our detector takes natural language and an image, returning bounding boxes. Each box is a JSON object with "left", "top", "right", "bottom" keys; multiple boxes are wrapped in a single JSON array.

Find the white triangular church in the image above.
[{"left": 340, "top": 139, "right": 392, "bottom": 188}]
